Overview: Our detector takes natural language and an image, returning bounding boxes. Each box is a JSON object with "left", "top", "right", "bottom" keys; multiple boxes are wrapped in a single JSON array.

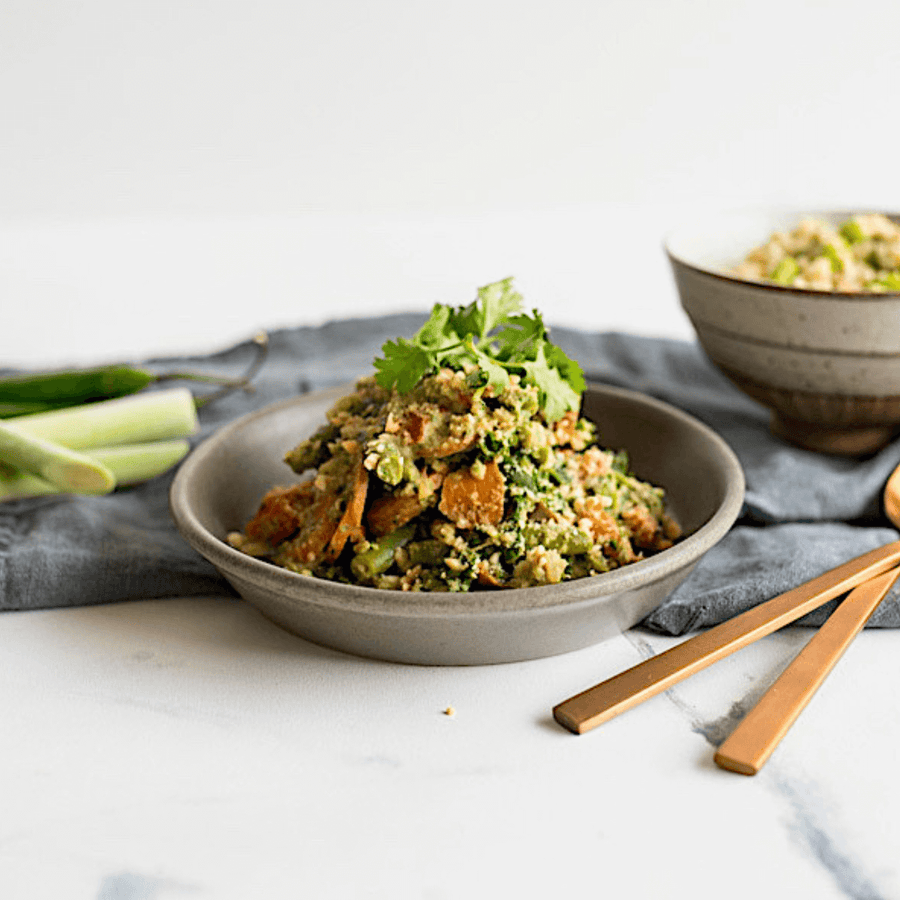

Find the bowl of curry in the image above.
[{"left": 170, "top": 381, "right": 744, "bottom": 665}]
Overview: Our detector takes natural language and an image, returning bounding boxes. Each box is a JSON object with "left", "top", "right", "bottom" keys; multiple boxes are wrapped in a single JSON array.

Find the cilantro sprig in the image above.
[{"left": 373, "top": 278, "right": 585, "bottom": 421}]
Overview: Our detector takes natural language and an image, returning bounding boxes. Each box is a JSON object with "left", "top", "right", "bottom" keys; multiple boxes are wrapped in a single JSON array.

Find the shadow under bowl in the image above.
[{"left": 170, "top": 383, "right": 744, "bottom": 665}]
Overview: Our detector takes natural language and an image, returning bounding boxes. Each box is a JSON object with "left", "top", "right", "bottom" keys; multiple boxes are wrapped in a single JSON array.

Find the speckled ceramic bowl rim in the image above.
[
  {"left": 170, "top": 384, "right": 745, "bottom": 619},
  {"left": 664, "top": 207, "right": 900, "bottom": 299}
]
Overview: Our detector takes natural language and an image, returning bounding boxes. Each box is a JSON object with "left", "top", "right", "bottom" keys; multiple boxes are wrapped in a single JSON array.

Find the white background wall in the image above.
[{"left": 3, "top": 0, "right": 900, "bottom": 365}]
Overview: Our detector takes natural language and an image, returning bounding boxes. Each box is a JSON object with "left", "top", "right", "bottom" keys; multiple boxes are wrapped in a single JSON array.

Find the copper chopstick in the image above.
[
  {"left": 553, "top": 541, "right": 900, "bottom": 735},
  {"left": 713, "top": 565, "right": 900, "bottom": 775}
]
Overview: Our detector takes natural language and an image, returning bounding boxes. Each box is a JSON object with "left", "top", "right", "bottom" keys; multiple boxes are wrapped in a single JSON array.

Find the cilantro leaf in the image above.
[
  {"left": 414, "top": 304, "right": 458, "bottom": 350},
  {"left": 545, "top": 342, "right": 586, "bottom": 397},
  {"left": 467, "top": 340, "right": 512, "bottom": 394},
  {"left": 518, "top": 344, "right": 582, "bottom": 422},
  {"left": 475, "top": 277, "right": 523, "bottom": 336},
  {"left": 449, "top": 277, "right": 522, "bottom": 340},
  {"left": 373, "top": 338, "right": 436, "bottom": 394},
  {"left": 492, "top": 311, "right": 546, "bottom": 362},
  {"left": 373, "top": 278, "right": 584, "bottom": 421}
]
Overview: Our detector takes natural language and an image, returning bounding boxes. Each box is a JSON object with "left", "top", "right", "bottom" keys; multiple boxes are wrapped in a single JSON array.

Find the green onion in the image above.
[
  {"left": 3, "top": 387, "right": 199, "bottom": 450},
  {"left": 822, "top": 244, "right": 844, "bottom": 273},
  {"left": 869, "top": 271, "right": 900, "bottom": 291},
  {"left": 86, "top": 440, "right": 191, "bottom": 485},
  {"left": 0, "top": 333, "right": 269, "bottom": 498},
  {"left": 839, "top": 219, "right": 866, "bottom": 244},
  {"left": 0, "top": 420, "right": 115, "bottom": 495},
  {"left": 0, "top": 439, "right": 190, "bottom": 501}
]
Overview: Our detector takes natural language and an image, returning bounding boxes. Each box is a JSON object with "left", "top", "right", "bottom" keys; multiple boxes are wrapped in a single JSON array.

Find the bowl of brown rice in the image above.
[{"left": 666, "top": 209, "right": 900, "bottom": 456}]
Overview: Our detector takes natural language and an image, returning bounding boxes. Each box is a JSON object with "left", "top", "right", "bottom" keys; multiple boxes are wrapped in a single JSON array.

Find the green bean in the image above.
[
  {"left": 524, "top": 522, "right": 592, "bottom": 555},
  {"left": 350, "top": 524, "right": 416, "bottom": 581},
  {"left": 285, "top": 422, "right": 340, "bottom": 473},
  {"left": 770, "top": 257, "right": 799, "bottom": 285},
  {"left": 405, "top": 539, "right": 450, "bottom": 567}
]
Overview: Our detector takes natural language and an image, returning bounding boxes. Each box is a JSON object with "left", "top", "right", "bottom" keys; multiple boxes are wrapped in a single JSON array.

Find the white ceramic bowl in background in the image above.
[
  {"left": 170, "top": 383, "right": 744, "bottom": 666},
  {"left": 666, "top": 209, "right": 900, "bottom": 455}
]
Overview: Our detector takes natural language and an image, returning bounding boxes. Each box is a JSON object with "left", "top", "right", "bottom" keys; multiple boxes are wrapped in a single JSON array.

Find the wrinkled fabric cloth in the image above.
[{"left": 2, "top": 317, "right": 899, "bottom": 635}]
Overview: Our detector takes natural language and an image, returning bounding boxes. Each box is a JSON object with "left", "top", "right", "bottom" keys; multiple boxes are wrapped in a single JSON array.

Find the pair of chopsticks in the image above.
[{"left": 553, "top": 541, "right": 900, "bottom": 775}]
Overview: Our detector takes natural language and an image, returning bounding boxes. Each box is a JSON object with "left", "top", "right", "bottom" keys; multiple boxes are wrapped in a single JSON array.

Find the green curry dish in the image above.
[
  {"left": 229, "top": 363, "right": 682, "bottom": 592},
  {"left": 228, "top": 281, "right": 680, "bottom": 591},
  {"left": 373, "top": 278, "right": 585, "bottom": 423}
]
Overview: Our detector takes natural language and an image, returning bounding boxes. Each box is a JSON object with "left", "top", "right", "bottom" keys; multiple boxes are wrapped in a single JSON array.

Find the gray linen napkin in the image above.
[{"left": 2, "top": 317, "right": 899, "bottom": 634}]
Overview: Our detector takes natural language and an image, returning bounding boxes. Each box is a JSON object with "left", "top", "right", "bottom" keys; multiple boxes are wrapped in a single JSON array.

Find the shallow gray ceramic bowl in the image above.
[
  {"left": 666, "top": 209, "right": 900, "bottom": 456},
  {"left": 169, "top": 383, "right": 744, "bottom": 665}
]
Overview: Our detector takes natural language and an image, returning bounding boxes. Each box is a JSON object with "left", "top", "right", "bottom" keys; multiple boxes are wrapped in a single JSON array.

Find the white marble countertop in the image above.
[
  {"left": 5, "top": 0, "right": 900, "bottom": 889},
  {"left": 2, "top": 210, "right": 899, "bottom": 900},
  {"left": 4, "top": 598, "right": 898, "bottom": 899}
]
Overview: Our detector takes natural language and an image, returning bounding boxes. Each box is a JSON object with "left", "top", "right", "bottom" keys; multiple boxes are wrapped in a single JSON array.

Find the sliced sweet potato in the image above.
[
  {"left": 366, "top": 493, "right": 426, "bottom": 538},
  {"left": 244, "top": 482, "right": 313, "bottom": 546},
  {"left": 280, "top": 491, "right": 341, "bottom": 565},
  {"left": 438, "top": 460, "right": 505, "bottom": 530},
  {"left": 403, "top": 410, "right": 428, "bottom": 444},
  {"left": 476, "top": 561, "right": 505, "bottom": 588},
  {"left": 325, "top": 451, "right": 369, "bottom": 560},
  {"left": 425, "top": 433, "right": 479, "bottom": 459},
  {"left": 281, "top": 441, "right": 365, "bottom": 566}
]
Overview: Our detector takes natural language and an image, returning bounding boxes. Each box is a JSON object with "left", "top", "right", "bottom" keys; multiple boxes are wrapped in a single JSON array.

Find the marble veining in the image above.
[
  {"left": 97, "top": 872, "right": 198, "bottom": 900},
  {"left": 625, "top": 629, "right": 892, "bottom": 899},
  {"left": 773, "top": 775, "right": 888, "bottom": 900}
]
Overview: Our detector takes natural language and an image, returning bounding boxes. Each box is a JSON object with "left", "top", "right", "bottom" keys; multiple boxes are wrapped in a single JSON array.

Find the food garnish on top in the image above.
[
  {"left": 731, "top": 213, "right": 900, "bottom": 292},
  {"left": 228, "top": 279, "right": 681, "bottom": 591}
]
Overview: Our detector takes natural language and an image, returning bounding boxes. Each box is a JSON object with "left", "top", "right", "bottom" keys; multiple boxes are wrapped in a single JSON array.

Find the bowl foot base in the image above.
[{"left": 770, "top": 413, "right": 899, "bottom": 457}]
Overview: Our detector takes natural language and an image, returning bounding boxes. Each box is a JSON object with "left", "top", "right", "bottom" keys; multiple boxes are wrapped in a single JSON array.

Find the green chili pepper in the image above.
[
  {"left": 0, "top": 366, "right": 159, "bottom": 410},
  {"left": 0, "top": 333, "right": 269, "bottom": 418},
  {"left": 0, "top": 400, "right": 71, "bottom": 417}
]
